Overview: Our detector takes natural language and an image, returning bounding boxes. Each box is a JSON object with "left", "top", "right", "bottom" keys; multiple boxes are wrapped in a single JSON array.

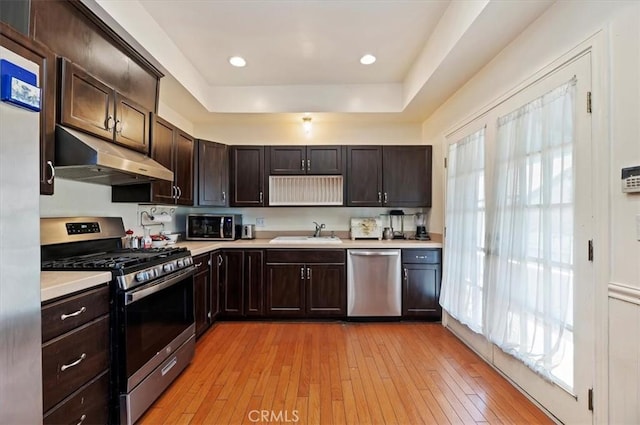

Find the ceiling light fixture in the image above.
[
  {"left": 360, "top": 54, "right": 376, "bottom": 65},
  {"left": 229, "top": 56, "right": 247, "bottom": 67},
  {"left": 302, "top": 116, "right": 312, "bottom": 135}
]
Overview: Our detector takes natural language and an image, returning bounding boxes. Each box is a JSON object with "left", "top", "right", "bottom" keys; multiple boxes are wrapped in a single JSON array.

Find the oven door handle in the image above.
[{"left": 126, "top": 266, "right": 195, "bottom": 305}]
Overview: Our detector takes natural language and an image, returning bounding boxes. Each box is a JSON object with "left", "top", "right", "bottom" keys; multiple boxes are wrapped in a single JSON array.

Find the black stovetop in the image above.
[{"left": 41, "top": 246, "right": 189, "bottom": 272}]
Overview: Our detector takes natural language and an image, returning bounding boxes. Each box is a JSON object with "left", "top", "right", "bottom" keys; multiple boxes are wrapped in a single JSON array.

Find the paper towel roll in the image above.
[{"left": 150, "top": 213, "right": 172, "bottom": 223}]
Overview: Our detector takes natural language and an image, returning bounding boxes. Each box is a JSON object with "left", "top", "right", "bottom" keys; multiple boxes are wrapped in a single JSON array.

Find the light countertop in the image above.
[
  {"left": 178, "top": 235, "right": 442, "bottom": 257},
  {"left": 41, "top": 271, "right": 112, "bottom": 303}
]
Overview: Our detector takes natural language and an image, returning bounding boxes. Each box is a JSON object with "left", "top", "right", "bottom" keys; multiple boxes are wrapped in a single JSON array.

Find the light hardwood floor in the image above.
[{"left": 140, "top": 322, "right": 554, "bottom": 425}]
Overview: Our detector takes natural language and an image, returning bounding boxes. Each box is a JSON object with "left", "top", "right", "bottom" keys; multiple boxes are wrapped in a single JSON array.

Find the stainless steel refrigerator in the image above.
[{"left": 0, "top": 44, "right": 42, "bottom": 423}]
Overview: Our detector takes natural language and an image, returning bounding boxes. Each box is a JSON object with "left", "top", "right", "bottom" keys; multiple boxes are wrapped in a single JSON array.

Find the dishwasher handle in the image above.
[{"left": 349, "top": 251, "right": 399, "bottom": 256}]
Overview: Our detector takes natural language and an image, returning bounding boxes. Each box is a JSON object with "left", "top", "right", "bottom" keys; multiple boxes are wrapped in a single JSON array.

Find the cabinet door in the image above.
[
  {"left": 193, "top": 269, "right": 209, "bottom": 339},
  {"left": 230, "top": 146, "right": 265, "bottom": 206},
  {"left": 307, "top": 146, "right": 343, "bottom": 175},
  {"left": 174, "top": 129, "right": 194, "bottom": 206},
  {"left": 245, "top": 250, "right": 264, "bottom": 316},
  {"left": 210, "top": 252, "right": 221, "bottom": 321},
  {"left": 220, "top": 251, "right": 244, "bottom": 316},
  {"left": 114, "top": 92, "right": 150, "bottom": 154},
  {"left": 197, "top": 140, "right": 229, "bottom": 206},
  {"left": 60, "top": 59, "right": 115, "bottom": 142},
  {"left": 346, "top": 146, "right": 382, "bottom": 206},
  {"left": 402, "top": 263, "right": 442, "bottom": 319},
  {"left": 306, "top": 264, "right": 346, "bottom": 317},
  {"left": 382, "top": 146, "right": 432, "bottom": 207},
  {"left": 265, "top": 264, "right": 305, "bottom": 317},
  {"left": 268, "top": 146, "right": 306, "bottom": 175},
  {"left": 150, "top": 115, "right": 176, "bottom": 204}
]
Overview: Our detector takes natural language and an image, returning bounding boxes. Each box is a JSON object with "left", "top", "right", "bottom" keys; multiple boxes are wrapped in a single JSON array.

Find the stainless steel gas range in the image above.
[{"left": 41, "top": 217, "right": 196, "bottom": 425}]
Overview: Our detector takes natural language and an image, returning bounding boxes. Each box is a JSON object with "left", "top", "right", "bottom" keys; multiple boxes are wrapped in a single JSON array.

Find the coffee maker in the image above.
[{"left": 415, "top": 212, "right": 430, "bottom": 240}]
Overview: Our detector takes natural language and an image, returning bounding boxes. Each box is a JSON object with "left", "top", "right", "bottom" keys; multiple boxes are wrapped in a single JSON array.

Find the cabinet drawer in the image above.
[
  {"left": 42, "top": 285, "right": 109, "bottom": 342},
  {"left": 43, "top": 370, "right": 109, "bottom": 425},
  {"left": 266, "top": 249, "right": 345, "bottom": 264},
  {"left": 402, "top": 249, "right": 441, "bottom": 264},
  {"left": 42, "top": 316, "right": 109, "bottom": 412}
]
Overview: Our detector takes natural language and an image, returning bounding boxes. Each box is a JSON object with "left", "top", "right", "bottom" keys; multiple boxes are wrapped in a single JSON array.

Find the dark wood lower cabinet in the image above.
[
  {"left": 220, "top": 250, "right": 245, "bottom": 317},
  {"left": 245, "top": 250, "right": 265, "bottom": 316},
  {"left": 193, "top": 254, "right": 210, "bottom": 338},
  {"left": 210, "top": 251, "right": 221, "bottom": 321},
  {"left": 43, "top": 371, "right": 109, "bottom": 425},
  {"left": 402, "top": 249, "right": 442, "bottom": 319},
  {"left": 265, "top": 250, "right": 346, "bottom": 318}
]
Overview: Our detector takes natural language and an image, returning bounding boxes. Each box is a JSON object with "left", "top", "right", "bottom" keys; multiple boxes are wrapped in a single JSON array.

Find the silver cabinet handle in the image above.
[
  {"left": 171, "top": 185, "right": 177, "bottom": 199},
  {"left": 384, "top": 192, "right": 388, "bottom": 204},
  {"left": 378, "top": 192, "right": 382, "bottom": 203},
  {"left": 301, "top": 159, "right": 305, "bottom": 171},
  {"left": 46, "top": 160, "right": 55, "bottom": 184},
  {"left": 105, "top": 115, "right": 115, "bottom": 131},
  {"left": 177, "top": 186, "right": 182, "bottom": 199},
  {"left": 301, "top": 267, "right": 305, "bottom": 280},
  {"left": 222, "top": 191, "right": 226, "bottom": 202},
  {"left": 403, "top": 268, "right": 408, "bottom": 281},
  {"left": 307, "top": 159, "right": 311, "bottom": 171},
  {"left": 208, "top": 259, "right": 212, "bottom": 267},
  {"left": 195, "top": 262, "right": 203, "bottom": 268},
  {"left": 76, "top": 414, "right": 87, "bottom": 425},
  {"left": 307, "top": 267, "right": 311, "bottom": 280},
  {"left": 60, "top": 353, "right": 86, "bottom": 371},
  {"left": 217, "top": 254, "right": 223, "bottom": 266},
  {"left": 60, "top": 306, "right": 86, "bottom": 321},
  {"left": 115, "top": 119, "right": 123, "bottom": 134},
  {"left": 259, "top": 191, "right": 264, "bottom": 203}
]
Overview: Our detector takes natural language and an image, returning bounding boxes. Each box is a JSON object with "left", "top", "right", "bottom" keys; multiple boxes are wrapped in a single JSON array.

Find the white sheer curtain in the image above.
[
  {"left": 485, "top": 78, "right": 576, "bottom": 386},
  {"left": 440, "top": 128, "right": 485, "bottom": 333}
]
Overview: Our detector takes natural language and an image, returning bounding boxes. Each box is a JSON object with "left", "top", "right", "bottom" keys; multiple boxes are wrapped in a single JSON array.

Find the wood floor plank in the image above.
[{"left": 138, "top": 322, "right": 554, "bottom": 425}]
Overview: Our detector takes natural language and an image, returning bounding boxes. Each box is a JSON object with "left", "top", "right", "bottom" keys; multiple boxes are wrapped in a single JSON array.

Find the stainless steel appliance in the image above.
[
  {"left": 0, "top": 43, "right": 42, "bottom": 424},
  {"left": 242, "top": 224, "right": 256, "bottom": 239},
  {"left": 186, "top": 214, "right": 242, "bottom": 240},
  {"left": 347, "top": 249, "right": 402, "bottom": 317},
  {"left": 40, "top": 217, "right": 196, "bottom": 425}
]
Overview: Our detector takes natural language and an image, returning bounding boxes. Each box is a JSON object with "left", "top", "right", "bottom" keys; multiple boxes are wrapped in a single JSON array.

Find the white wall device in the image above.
[{"left": 622, "top": 166, "right": 640, "bottom": 193}]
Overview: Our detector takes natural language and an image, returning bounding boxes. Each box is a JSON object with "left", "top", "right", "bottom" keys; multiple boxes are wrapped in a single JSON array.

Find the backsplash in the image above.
[{"left": 41, "top": 179, "right": 429, "bottom": 239}]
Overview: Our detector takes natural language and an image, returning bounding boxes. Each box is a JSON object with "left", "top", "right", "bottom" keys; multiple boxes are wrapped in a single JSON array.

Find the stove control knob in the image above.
[
  {"left": 136, "top": 272, "right": 148, "bottom": 282},
  {"left": 185, "top": 257, "right": 193, "bottom": 266},
  {"left": 163, "top": 263, "right": 174, "bottom": 273},
  {"left": 177, "top": 259, "right": 185, "bottom": 268}
]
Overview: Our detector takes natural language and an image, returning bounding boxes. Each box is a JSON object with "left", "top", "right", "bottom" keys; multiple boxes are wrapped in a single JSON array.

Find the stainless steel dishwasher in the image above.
[{"left": 347, "top": 249, "right": 402, "bottom": 317}]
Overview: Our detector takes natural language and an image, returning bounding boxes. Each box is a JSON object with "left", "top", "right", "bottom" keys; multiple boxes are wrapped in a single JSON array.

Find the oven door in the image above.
[{"left": 121, "top": 266, "right": 195, "bottom": 392}]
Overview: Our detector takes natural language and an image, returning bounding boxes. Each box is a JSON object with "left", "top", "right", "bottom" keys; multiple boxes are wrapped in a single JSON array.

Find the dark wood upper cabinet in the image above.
[
  {"left": 149, "top": 116, "right": 175, "bottom": 204},
  {"left": 174, "top": 129, "right": 194, "bottom": 206},
  {"left": 346, "top": 145, "right": 432, "bottom": 207},
  {"left": 267, "top": 145, "right": 343, "bottom": 175},
  {"left": 230, "top": 146, "right": 265, "bottom": 206},
  {"left": 383, "top": 146, "right": 432, "bottom": 207},
  {"left": 0, "top": 22, "right": 56, "bottom": 195},
  {"left": 346, "top": 146, "right": 383, "bottom": 206},
  {"left": 197, "top": 140, "right": 229, "bottom": 207},
  {"left": 59, "top": 59, "right": 150, "bottom": 153}
]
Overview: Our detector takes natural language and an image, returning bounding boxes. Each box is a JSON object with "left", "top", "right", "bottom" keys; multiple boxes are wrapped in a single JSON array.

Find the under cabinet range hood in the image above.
[{"left": 54, "top": 125, "right": 173, "bottom": 185}]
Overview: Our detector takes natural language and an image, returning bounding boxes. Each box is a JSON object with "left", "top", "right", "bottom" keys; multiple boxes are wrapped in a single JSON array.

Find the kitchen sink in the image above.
[{"left": 269, "top": 236, "right": 343, "bottom": 244}]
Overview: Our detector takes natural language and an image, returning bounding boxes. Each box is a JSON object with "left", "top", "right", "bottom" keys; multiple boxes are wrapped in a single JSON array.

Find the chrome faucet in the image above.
[{"left": 313, "top": 222, "right": 326, "bottom": 237}]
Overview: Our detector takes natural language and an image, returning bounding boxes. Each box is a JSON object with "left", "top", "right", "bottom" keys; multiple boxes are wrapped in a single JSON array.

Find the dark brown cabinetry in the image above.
[
  {"left": 210, "top": 250, "right": 221, "bottom": 321},
  {"left": 149, "top": 115, "right": 194, "bottom": 206},
  {"left": 196, "top": 140, "right": 229, "bottom": 206},
  {"left": 60, "top": 58, "right": 151, "bottom": 153},
  {"left": 193, "top": 253, "right": 211, "bottom": 338},
  {"left": 402, "top": 249, "right": 442, "bottom": 319},
  {"left": 347, "top": 145, "right": 432, "bottom": 207},
  {"left": 265, "top": 250, "right": 346, "bottom": 318},
  {"left": 230, "top": 146, "right": 265, "bottom": 206},
  {"left": 267, "top": 145, "right": 343, "bottom": 175},
  {"left": 0, "top": 22, "right": 56, "bottom": 195},
  {"left": 41, "top": 285, "right": 110, "bottom": 423},
  {"left": 219, "top": 250, "right": 264, "bottom": 317}
]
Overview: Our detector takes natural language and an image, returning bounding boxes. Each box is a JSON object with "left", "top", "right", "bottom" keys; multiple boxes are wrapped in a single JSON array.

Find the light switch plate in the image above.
[{"left": 256, "top": 217, "right": 265, "bottom": 227}]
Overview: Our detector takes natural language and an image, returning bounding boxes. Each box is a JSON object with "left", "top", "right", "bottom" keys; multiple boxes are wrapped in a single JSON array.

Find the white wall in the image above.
[{"left": 422, "top": 1, "right": 639, "bottom": 423}]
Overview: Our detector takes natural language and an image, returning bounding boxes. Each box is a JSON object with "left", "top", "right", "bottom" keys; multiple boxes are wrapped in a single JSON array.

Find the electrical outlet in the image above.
[{"left": 256, "top": 217, "right": 265, "bottom": 227}]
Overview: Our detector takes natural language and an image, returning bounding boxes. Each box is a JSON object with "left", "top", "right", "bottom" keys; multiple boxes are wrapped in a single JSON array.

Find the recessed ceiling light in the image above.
[
  {"left": 360, "top": 54, "right": 376, "bottom": 65},
  {"left": 229, "top": 56, "right": 247, "bottom": 67}
]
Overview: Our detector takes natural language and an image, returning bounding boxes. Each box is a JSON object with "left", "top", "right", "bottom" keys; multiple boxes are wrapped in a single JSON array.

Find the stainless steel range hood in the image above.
[{"left": 54, "top": 125, "right": 173, "bottom": 185}]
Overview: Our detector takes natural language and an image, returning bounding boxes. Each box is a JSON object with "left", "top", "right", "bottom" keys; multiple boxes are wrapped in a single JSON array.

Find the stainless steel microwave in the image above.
[{"left": 186, "top": 214, "right": 242, "bottom": 240}]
